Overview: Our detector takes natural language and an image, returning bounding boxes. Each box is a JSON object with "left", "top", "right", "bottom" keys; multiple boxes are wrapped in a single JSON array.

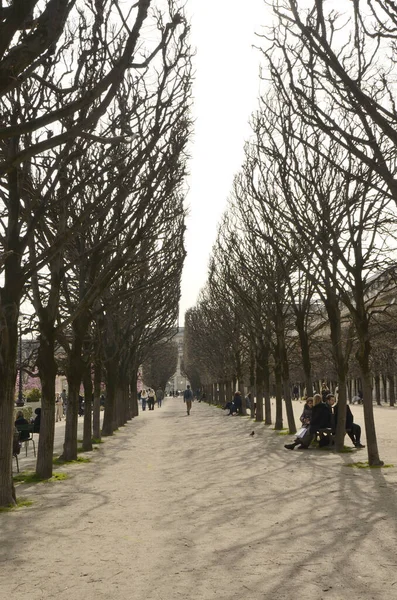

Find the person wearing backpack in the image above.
[{"left": 183, "top": 385, "right": 193, "bottom": 416}]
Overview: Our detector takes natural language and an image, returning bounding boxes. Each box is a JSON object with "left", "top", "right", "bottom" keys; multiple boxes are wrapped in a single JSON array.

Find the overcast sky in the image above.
[{"left": 178, "top": 0, "right": 266, "bottom": 324}]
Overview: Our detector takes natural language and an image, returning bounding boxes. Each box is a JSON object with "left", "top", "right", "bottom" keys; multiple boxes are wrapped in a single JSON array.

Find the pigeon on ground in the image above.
[{"left": 250, "top": 431, "right": 255, "bottom": 436}]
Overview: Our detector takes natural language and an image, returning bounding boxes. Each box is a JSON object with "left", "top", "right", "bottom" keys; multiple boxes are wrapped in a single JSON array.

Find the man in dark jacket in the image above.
[
  {"left": 33, "top": 407, "right": 41, "bottom": 433},
  {"left": 310, "top": 395, "right": 334, "bottom": 433},
  {"left": 183, "top": 385, "right": 193, "bottom": 415},
  {"left": 334, "top": 402, "right": 365, "bottom": 448}
]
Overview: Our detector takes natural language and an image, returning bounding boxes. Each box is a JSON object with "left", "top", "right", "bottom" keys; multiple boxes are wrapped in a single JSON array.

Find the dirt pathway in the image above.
[{"left": 2, "top": 398, "right": 397, "bottom": 600}]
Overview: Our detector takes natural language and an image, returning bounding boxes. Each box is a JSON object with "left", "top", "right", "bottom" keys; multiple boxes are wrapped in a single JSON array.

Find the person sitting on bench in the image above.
[
  {"left": 15, "top": 411, "right": 30, "bottom": 441},
  {"left": 284, "top": 393, "right": 333, "bottom": 450},
  {"left": 224, "top": 392, "right": 242, "bottom": 415},
  {"left": 334, "top": 402, "right": 365, "bottom": 448}
]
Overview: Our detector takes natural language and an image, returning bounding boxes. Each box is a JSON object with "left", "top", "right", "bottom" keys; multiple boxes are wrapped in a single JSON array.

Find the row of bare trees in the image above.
[
  {"left": 0, "top": 1, "right": 193, "bottom": 506},
  {"left": 183, "top": 1, "right": 397, "bottom": 467}
]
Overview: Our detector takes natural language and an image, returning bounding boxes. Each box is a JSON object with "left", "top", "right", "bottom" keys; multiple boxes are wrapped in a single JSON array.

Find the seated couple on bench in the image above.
[
  {"left": 224, "top": 392, "right": 242, "bottom": 415},
  {"left": 284, "top": 393, "right": 364, "bottom": 451}
]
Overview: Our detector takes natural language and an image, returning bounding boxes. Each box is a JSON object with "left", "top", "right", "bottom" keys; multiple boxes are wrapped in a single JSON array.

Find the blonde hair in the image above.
[{"left": 313, "top": 394, "right": 322, "bottom": 406}]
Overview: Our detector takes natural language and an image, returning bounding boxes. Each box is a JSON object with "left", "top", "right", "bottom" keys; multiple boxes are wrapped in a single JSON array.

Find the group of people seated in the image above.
[
  {"left": 284, "top": 393, "right": 365, "bottom": 450},
  {"left": 14, "top": 408, "right": 41, "bottom": 440},
  {"left": 224, "top": 391, "right": 243, "bottom": 415}
]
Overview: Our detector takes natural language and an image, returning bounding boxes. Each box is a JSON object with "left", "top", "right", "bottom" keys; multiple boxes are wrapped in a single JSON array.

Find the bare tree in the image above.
[{"left": 0, "top": 1, "right": 191, "bottom": 504}]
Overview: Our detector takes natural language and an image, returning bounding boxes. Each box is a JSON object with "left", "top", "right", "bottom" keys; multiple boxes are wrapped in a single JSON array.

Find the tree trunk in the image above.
[
  {"left": 374, "top": 374, "right": 381, "bottom": 406},
  {"left": 249, "top": 346, "right": 256, "bottom": 419},
  {"left": 130, "top": 385, "right": 138, "bottom": 417},
  {"left": 62, "top": 376, "right": 80, "bottom": 461},
  {"left": 62, "top": 314, "right": 88, "bottom": 460},
  {"left": 82, "top": 364, "right": 93, "bottom": 452},
  {"left": 225, "top": 379, "right": 232, "bottom": 407},
  {"left": 283, "top": 378, "right": 296, "bottom": 434},
  {"left": 280, "top": 331, "right": 296, "bottom": 434},
  {"left": 388, "top": 374, "right": 395, "bottom": 407},
  {"left": 259, "top": 336, "right": 272, "bottom": 425},
  {"left": 255, "top": 346, "right": 264, "bottom": 422},
  {"left": 274, "top": 359, "right": 283, "bottom": 430},
  {"left": 0, "top": 366, "right": 18, "bottom": 506},
  {"left": 116, "top": 384, "right": 124, "bottom": 427},
  {"left": 381, "top": 373, "right": 387, "bottom": 403},
  {"left": 334, "top": 376, "right": 347, "bottom": 451},
  {"left": 356, "top": 336, "right": 383, "bottom": 465},
  {"left": 102, "top": 364, "right": 116, "bottom": 436},
  {"left": 92, "top": 359, "right": 101, "bottom": 440},
  {"left": 0, "top": 197, "right": 23, "bottom": 505},
  {"left": 36, "top": 333, "right": 58, "bottom": 479}
]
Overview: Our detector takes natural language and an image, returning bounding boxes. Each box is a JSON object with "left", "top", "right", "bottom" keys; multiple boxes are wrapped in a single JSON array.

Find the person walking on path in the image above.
[
  {"left": 148, "top": 388, "right": 155, "bottom": 410},
  {"left": 61, "top": 388, "right": 67, "bottom": 415},
  {"left": 183, "top": 384, "right": 193, "bottom": 415},
  {"left": 55, "top": 393, "right": 63, "bottom": 422},
  {"left": 141, "top": 389, "right": 148, "bottom": 411},
  {"left": 156, "top": 387, "right": 164, "bottom": 408}
]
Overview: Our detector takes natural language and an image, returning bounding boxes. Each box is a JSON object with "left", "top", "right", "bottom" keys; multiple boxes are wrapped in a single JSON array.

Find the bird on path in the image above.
[{"left": 250, "top": 431, "right": 255, "bottom": 436}]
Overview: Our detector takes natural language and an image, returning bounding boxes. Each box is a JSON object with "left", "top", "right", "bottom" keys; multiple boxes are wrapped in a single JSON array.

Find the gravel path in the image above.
[{"left": 2, "top": 397, "right": 397, "bottom": 600}]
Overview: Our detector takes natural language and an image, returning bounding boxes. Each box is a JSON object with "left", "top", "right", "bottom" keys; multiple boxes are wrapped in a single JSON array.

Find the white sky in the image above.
[{"left": 179, "top": 0, "right": 266, "bottom": 323}]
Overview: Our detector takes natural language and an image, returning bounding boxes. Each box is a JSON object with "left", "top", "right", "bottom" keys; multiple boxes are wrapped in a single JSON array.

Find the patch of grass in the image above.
[
  {"left": 14, "top": 472, "right": 43, "bottom": 484},
  {"left": 50, "top": 472, "right": 68, "bottom": 481},
  {"left": 345, "top": 461, "right": 393, "bottom": 469},
  {"left": 92, "top": 438, "right": 103, "bottom": 444},
  {"left": 339, "top": 446, "right": 354, "bottom": 453},
  {"left": 0, "top": 497, "right": 33, "bottom": 512},
  {"left": 53, "top": 455, "right": 91, "bottom": 465},
  {"left": 276, "top": 430, "right": 290, "bottom": 436},
  {"left": 14, "top": 471, "right": 69, "bottom": 484}
]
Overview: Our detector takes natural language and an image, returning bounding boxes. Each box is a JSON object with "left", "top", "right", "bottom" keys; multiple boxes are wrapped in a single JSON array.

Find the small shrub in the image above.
[{"left": 26, "top": 388, "right": 41, "bottom": 403}]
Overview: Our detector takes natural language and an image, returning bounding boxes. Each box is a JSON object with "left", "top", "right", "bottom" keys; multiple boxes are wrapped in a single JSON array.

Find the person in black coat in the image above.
[
  {"left": 334, "top": 402, "right": 365, "bottom": 448},
  {"left": 15, "top": 411, "right": 30, "bottom": 441},
  {"left": 32, "top": 407, "right": 41, "bottom": 433},
  {"left": 310, "top": 395, "right": 333, "bottom": 434}
]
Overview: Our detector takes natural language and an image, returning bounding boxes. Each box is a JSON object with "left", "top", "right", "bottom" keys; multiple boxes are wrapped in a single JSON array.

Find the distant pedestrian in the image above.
[
  {"left": 183, "top": 385, "right": 193, "bottom": 415},
  {"left": 156, "top": 387, "right": 164, "bottom": 407},
  {"left": 321, "top": 381, "right": 330, "bottom": 402},
  {"left": 141, "top": 389, "right": 148, "bottom": 411},
  {"left": 61, "top": 388, "right": 67, "bottom": 415},
  {"left": 55, "top": 393, "right": 63, "bottom": 422},
  {"left": 148, "top": 388, "right": 155, "bottom": 410}
]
